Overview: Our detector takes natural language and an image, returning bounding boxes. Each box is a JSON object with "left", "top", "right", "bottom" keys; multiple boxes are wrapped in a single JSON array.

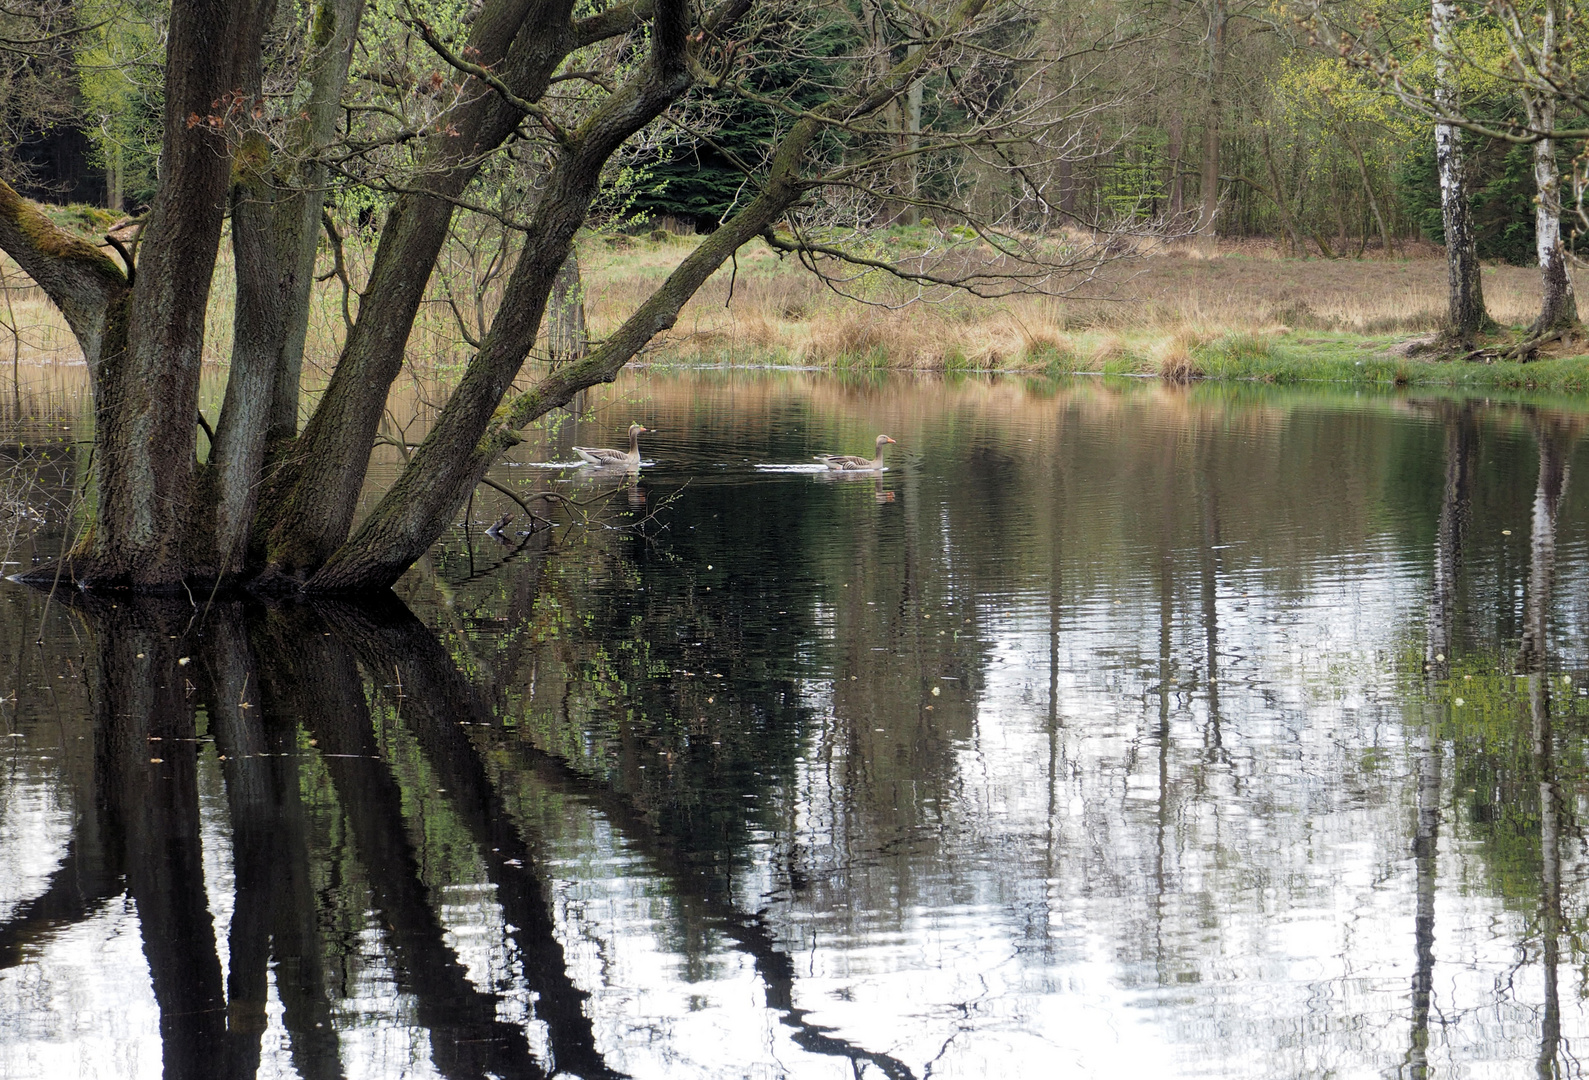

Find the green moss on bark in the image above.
[{"left": 0, "top": 180, "right": 127, "bottom": 288}]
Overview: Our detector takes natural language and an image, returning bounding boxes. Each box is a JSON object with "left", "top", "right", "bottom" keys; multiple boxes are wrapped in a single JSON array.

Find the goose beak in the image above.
[{"left": 883, "top": 436, "right": 896, "bottom": 444}]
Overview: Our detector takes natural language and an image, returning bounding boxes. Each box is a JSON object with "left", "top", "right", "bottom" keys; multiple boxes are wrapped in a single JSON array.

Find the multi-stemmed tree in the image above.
[{"left": 0, "top": 0, "right": 1138, "bottom": 593}]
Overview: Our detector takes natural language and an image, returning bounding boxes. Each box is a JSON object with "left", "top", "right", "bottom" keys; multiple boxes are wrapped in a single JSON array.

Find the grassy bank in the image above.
[
  {"left": 1042, "top": 331, "right": 1589, "bottom": 392},
  {"left": 5, "top": 215, "right": 1588, "bottom": 392},
  {"left": 585, "top": 228, "right": 1588, "bottom": 388}
]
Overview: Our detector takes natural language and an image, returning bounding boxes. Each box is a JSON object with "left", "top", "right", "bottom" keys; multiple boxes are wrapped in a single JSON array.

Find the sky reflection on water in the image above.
[{"left": 1, "top": 370, "right": 1587, "bottom": 1079}]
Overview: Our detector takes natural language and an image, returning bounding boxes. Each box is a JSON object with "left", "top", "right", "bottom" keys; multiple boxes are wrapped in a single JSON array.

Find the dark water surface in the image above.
[{"left": 2, "top": 369, "right": 1588, "bottom": 1079}]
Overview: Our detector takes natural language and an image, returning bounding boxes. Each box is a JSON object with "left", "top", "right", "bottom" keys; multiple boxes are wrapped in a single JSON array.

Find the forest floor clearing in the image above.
[
  {"left": 4, "top": 221, "right": 1589, "bottom": 393},
  {"left": 593, "top": 230, "right": 1589, "bottom": 388}
]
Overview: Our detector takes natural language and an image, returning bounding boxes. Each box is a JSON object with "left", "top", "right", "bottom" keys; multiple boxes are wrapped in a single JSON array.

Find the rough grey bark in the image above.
[
  {"left": 1432, "top": 0, "right": 1488, "bottom": 343},
  {"left": 272, "top": 0, "right": 370, "bottom": 442},
  {"left": 207, "top": 0, "right": 367, "bottom": 578},
  {"left": 74, "top": 0, "right": 277, "bottom": 587}
]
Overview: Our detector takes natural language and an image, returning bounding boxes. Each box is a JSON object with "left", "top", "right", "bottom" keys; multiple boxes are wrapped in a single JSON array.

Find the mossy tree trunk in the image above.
[
  {"left": 1198, "top": 0, "right": 1226, "bottom": 237},
  {"left": 3, "top": 0, "right": 274, "bottom": 589},
  {"left": 2, "top": 0, "right": 1017, "bottom": 596}
]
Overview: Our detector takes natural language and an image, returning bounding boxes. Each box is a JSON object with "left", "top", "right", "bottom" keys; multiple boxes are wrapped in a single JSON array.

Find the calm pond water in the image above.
[{"left": 0, "top": 368, "right": 1587, "bottom": 1079}]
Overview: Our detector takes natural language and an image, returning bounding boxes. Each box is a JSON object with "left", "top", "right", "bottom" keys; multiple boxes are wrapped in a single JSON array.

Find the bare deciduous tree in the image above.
[{"left": 0, "top": 0, "right": 1160, "bottom": 594}]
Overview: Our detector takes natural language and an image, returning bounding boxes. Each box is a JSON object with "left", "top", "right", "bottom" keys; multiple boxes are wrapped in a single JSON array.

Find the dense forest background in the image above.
[{"left": 1, "top": 0, "right": 1577, "bottom": 265}]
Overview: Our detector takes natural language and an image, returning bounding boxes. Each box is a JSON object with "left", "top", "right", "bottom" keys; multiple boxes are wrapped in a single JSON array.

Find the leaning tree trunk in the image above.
[
  {"left": 255, "top": 0, "right": 606, "bottom": 581},
  {"left": 1526, "top": 0, "right": 1577, "bottom": 337},
  {"left": 1432, "top": 0, "right": 1489, "bottom": 345},
  {"left": 307, "top": 0, "right": 707, "bottom": 590},
  {"left": 308, "top": 0, "right": 981, "bottom": 591}
]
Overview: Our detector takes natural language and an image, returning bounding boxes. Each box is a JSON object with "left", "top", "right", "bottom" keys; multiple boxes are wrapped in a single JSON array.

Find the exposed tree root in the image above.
[{"left": 1458, "top": 327, "right": 1575, "bottom": 364}]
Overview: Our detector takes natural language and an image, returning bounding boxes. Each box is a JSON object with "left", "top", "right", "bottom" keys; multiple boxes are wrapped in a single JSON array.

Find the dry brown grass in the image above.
[
  {"left": 583, "top": 234, "right": 1555, "bottom": 370},
  {"left": 1153, "top": 328, "right": 1207, "bottom": 381},
  {"left": 1, "top": 230, "right": 1561, "bottom": 377}
]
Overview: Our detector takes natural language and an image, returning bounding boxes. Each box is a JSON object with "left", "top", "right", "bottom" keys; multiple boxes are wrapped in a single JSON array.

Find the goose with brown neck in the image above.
[
  {"left": 573, "top": 423, "right": 650, "bottom": 469},
  {"left": 815, "top": 434, "right": 896, "bottom": 471}
]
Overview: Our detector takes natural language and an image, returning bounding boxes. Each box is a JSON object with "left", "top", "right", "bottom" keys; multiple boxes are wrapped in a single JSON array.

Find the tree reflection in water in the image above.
[
  {"left": 0, "top": 588, "right": 918, "bottom": 1080},
  {"left": 4, "top": 378, "right": 1589, "bottom": 1078}
]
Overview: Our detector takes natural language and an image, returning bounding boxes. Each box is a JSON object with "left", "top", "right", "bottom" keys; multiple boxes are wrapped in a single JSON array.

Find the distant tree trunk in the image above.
[
  {"left": 1526, "top": 0, "right": 1577, "bottom": 337},
  {"left": 1057, "top": 156, "right": 1075, "bottom": 218},
  {"left": 1167, "top": 108, "right": 1184, "bottom": 220},
  {"left": 105, "top": 145, "right": 122, "bottom": 213},
  {"left": 546, "top": 250, "right": 587, "bottom": 364},
  {"left": 1342, "top": 125, "right": 1393, "bottom": 258},
  {"left": 902, "top": 71, "right": 923, "bottom": 226},
  {"left": 1432, "top": 0, "right": 1488, "bottom": 343},
  {"left": 1198, "top": 0, "right": 1226, "bottom": 237},
  {"left": 1260, "top": 129, "right": 1305, "bottom": 255}
]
